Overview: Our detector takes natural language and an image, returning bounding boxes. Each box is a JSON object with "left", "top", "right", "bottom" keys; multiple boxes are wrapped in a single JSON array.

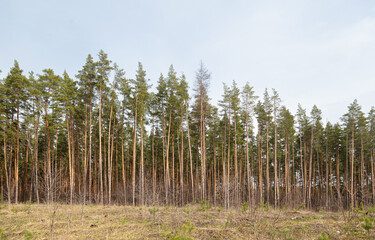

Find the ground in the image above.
[{"left": 0, "top": 202, "right": 374, "bottom": 239}]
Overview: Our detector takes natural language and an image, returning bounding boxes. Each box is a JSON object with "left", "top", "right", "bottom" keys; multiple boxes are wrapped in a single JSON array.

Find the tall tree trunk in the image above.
[
  {"left": 360, "top": 137, "right": 364, "bottom": 204},
  {"left": 245, "top": 104, "right": 251, "bottom": 205},
  {"left": 200, "top": 73, "right": 206, "bottom": 201},
  {"left": 83, "top": 104, "right": 88, "bottom": 204},
  {"left": 166, "top": 109, "right": 172, "bottom": 204},
  {"left": 179, "top": 107, "right": 184, "bottom": 206},
  {"left": 132, "top": 97, "right": 137, "bottom": 206},
  {"left": 234, "top": 116, "right": 238, "bottom": 206},
  {"left": 3, "top": 117, "right": 10, "bottom": 205},
  {"left": 15, "top": 99, "right": 20, "bottom": 204},
  {"left": 308, "top": 127, "right": 314, "bottom": 209},
  {"left": 99, "top": 86, "right": 104, "bottom": 204},
  {"left": 274, "top": 109, "right": 278, "bottom": 208},
  {"left": 227, "top": 108, "right": 231, "bottom": 208},
  {"left": 67, "top": 112, "right": 73, "bottom": 205},
  {"left": 285, "top": 137, "right": 289, "bottom": 205},
  {"left": 258, "top": 130, "right": 263, "bottom": 205},
  {"left": 140, "top": 118, "right": 144, "bottom": 205},
  {"left": 266, "top": 121, "right": 270, "bottom": 204},
  {"left": 121, "top": 107, "right": 126, "bottom": 204},
  {"left": 350, "top": 126, "right": 354, "bottom": 209},
  {"left": 185, "top": 103, "right": 194, "bottom": 202},
  {"left": 336, "top": 149, "right": 342, "bottom": 207},
  {"left": 45, "top": 93, "right": 52, "bottom": 205},
  {"left": 371, "top": 148, "right": 375, "bottom": 205},
  {"left": 88, "top": 95, "right": 93, "bottom": 204},
  {"left": 152, "top": 110, "right": 156, "bottom": 203},
  {"left": 107, "top": 104, "right": 113, "bottom": 205},
  {"left": 299, "top": 133, "right": 304, "bottom": 206},
  {"left": 110, "top": 116, "right": 115, "bottom": 205}
]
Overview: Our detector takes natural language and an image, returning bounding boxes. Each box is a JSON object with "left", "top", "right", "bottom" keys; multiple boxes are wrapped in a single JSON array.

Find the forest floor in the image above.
[{"left": 0, "top": 201, "right": 374, "bottom": 239}]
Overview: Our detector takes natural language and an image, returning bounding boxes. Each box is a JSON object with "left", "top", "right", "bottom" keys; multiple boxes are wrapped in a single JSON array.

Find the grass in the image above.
[{"left": 0, "top": 202, "right": 374, "bottom": 239}]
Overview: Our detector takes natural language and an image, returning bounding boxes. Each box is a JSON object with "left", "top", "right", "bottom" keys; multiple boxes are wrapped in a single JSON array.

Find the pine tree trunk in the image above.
[
  {"left": 88, "top": 95, "right": 93, "bottom": 204},
  {"left": 132, "top": 97, "right": 137, "bottom": 206},
  {"left": 45, "top": 94, "right": 52, "bottom": 205},
  {"left": 110, "top": 116, "right": 115, "bottom": 205},
  {"left": 67, "top": 112, "right": 73, "bottom": 205},
  {"left": 266, "top": 121, "right": 270, "bottom": 204},
  {"left": 121, "top": 107, "right": 126, "bottom": 204},
  {"left": 299, "top": 134, "right": 304, "bottom": 206},
  {"left": 83, "top": 104, "right": 88, "bottom": 204},
  {"left": 180, "top": 108, "right": 184, "bottom": 206},
  {"left": 234, "top": 116, "right": 238, "bottom": 206},
  {"left": 350, "top": 126, "right": 354, "bottom": 209},
  {"left": 274, "top": 108, "right": 278, "bottom": 208},
  {"left": 166, "top": 109, "right": 172, "bottom": 204},
  {"left": 3, "top": 116, "right": 10, "bottom": 205},
  {"left": 99, "top": 86, "right": 103, "bottom": 204},
  {"left": 336, "top": 150, "right": 342, "bottom": 207},
  {"left": 227, "top": 107, "right": 231, "bottom": 208},
  {"left": 140, "top": 119, "right": 144, "bottom": 205},
  {"left": 200, "top": 74, "right": 206, "bottom": 201},
  {"left": 285, "top": 137, "right": 289, "bottom": 205},
  {"left": 15, "top": 99, "right": 20, "bottom": 204},
  {"left": 360, "top": 137, "right": 364, "bottom": 204},
  {"left": 172, "top": 136, "right": 175, "bottom": 205},
  {"left": 308, "top": 127, "right": 314, "bottom": 209},
  {"left": 185, "top": 103, "right": 194, "bottom": 202},
  {"left": 245, "top": 106, "right": 251, "bottom": 205},
  {"left": 258, "top": 131, "right": 263, "bottom": 205},
  {"left": 371, "top": 148, "right": 374, "bottom": 205},
  {"left": 152, "top": 110, "right": 156, "bottom": 203},
  {"left": 107, "top": 104, "right": 113, "bottom": 205}
]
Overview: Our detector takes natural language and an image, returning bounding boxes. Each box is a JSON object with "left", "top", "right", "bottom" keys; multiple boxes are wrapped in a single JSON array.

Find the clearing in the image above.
[{"left": 0, "top": 202, "right": 374, "bottom": 239}]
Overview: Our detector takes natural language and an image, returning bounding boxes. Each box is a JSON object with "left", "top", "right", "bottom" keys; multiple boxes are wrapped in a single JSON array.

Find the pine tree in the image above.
[
  {"left": 279, "top": 106, "right": 294, "bottom": 205},
  {"left": 368, "top": 107, "right": 375, "bottom": 205},
  {"left": 130, "top": 62, "right": 150, "bottom": 205},
  {"left": 296, "top": 104, "right": 309, "bottom": 205},
  {"left": 95, "top": 50, "right": 112, "bottom": 204},
  {"left": 271, "top": 89, "right": 281, "bottom": 207},
  {"left": 38, "top": 69, "right": 61, "bottom": 204},
  {"left": 242, "top": 82, "right": 257, "bottom": 204},
  {"left": 76, "top": 54, "right": 96, "bottom": 204},
  {"left": 342, "top": 100, "right": 361, "bottom": 209},
  {"left": 3, "top": 61, "right": 29, "bottom": 204},
  {"left": 194, "top": 62, "right": 211, "bottom": 201},
  {"left": 56, "top": 71, "right": 78, "bottom": 204},
  {"left": 230, "top": 81, "right": 241, "bottom": 205},
  {"left": 116, "top": 64, "right": 131, "bottom": 204},
  {"left": 308, "top": 105, "right": 322, "bottom": 209}
]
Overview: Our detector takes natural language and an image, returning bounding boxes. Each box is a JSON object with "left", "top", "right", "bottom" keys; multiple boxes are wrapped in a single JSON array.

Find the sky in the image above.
[{"left": 1, "top": 0, "right": 375, "bottom": 124}]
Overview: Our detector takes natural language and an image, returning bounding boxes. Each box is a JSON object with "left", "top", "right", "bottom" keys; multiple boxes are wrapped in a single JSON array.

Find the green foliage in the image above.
[
  {"left": 162, "top": 221, "right": 196, "bottom": 240},
  {"left": 120, "top": 217, "right": 128, "bottom": 225},
  {"left": 216, "top": 206, "right": 223, "bottom": 213},
  {"left": 241, "top": 202, "right": 249, "bottom": 212},
  {"left": 260, "top": 201, "right": 270, "bottom": 211},
  {"left": 317, "top": 232, "right": 330, "bottom": 240},
  {"left": 183, "top": 205, "right": 190, "bottom": 215},
  {"left": 361, "top": 217, "right": 374, "bottom": 234},
  {"left": 0, "top": 229, "right": 7, "bottom": 240},
  {"left": 149, "top": 204, "right": 159, "bottom": 221},
  {"left": 11, "top": 207, "right": 19, "bottom": 214},
  {"left": 23, "top": 230, "right": 33, "bottom": 240},
  {"left": 197, "top": 200, "right": 211, "bottom": 212}
]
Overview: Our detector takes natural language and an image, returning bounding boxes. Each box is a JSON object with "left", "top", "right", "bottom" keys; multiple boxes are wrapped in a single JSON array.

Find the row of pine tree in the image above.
[{"left": 1, "top": 50, "right": 374, "bottom": 210}]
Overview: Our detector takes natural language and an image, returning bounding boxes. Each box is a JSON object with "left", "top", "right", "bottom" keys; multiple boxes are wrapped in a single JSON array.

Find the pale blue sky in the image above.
[{"left": 1, "top": 0, "right": 375, "bottom": 123}]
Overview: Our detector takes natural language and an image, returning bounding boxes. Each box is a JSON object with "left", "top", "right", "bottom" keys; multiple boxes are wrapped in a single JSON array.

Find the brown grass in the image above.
[{"left": 0, "top": 202, "right": 374, "bottom": 239}]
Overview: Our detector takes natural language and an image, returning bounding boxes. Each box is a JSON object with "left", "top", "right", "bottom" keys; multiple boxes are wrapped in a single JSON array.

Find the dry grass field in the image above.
[{"left": 0, "top": 201, "right": 375, "bottom": 239}]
